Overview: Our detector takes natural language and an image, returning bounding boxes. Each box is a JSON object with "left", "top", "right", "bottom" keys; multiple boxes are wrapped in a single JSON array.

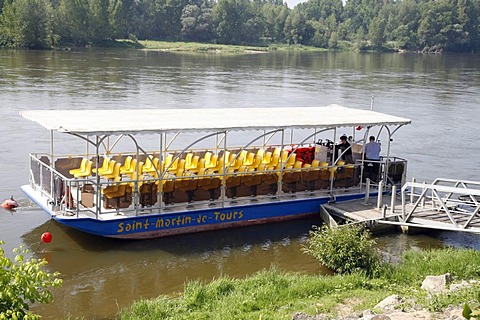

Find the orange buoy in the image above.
[
  {"left": 2, "top": 196, "right": 18, "bottom": 210},
  {"left": 41, "top": 232, "right": 52, "bottom": 243}
]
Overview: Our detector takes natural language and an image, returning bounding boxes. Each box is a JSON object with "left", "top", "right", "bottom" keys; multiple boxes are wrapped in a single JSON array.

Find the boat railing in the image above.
[
  {"left": 28, "top": 150, "right": 369, "bottom": 217},
  {"left": 29, "top": 154, "right": 99, "bottom": 216}
]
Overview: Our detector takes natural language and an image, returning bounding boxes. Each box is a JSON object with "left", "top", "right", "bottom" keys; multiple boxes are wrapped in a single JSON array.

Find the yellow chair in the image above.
[
  {"left": 184, "top": 153, "right": 193, "bottom": 168},
  {"left": 220, "top": 151, "right": 231, "bottom": 165},
  {"left": 69, "top": 158, "right": 87, "bottom": 176},
  {"left": 98, "top": 159, "right": 116, "bottom": 176},
  {"left": 143, "top": 156, "right": 160, "bottom": 175},
  {"left": 247, "top": 155, "right": 262, "bottom": 170},
  {"left": 74, "top": 160, "right": 93, "bottom": 178},
  {"left": 168, "top": 158, "right": 183, "bottom": 174},
  {"left": 102, "top": 176, "right": 122, "bottom": 194},
  {"left": 262, "top": 151, "right": 272, "bottom": 165},
  {"left": 185, "top": 155, "right": 199, "bottom": 171},
  {"left": 119, "top": 156, "right": 132, "bottom": 173},
  {"left": 102, "top": 162, "right": 121, "bottom": 180},
  {"left": 122, "top": 159, "right": 144, "bottom": 179},
  {"left": 243, "top": 152, "right": 255, "bottom": 166},
  {"left": 206, "top": 158, "right": 225, "bottom": 174},
  {"left": 93, "top": 157, "right": 110, "bottom": 174},
  {"left": 187, "top": 158, "right": 205, "bottom": 174},
  {"left": 267, "top": 154, "right": 280, "bottom": 171},
  {"left": 128, "top": 172, "right": 145, "bottom": 189},
  {"left": 203, "top": 152, "right": 213, "bottom": 168},
  {"left": 163, "top": 154, "right": 174, "bottom": 171},
  {"left": 205, "top": 154, "right": 218, "bottom": 169},
  {"left": 256, "top": 149, "right": 265, "bottom": 160},
  {"left": 284, "top": 153, "right": 296, "bottom": 168},
  {"left": 166, "top": 157, "right": 179, "bottom": 173},
  {"left": 229, "top": 154, "right": 245, "bottom": 171}
]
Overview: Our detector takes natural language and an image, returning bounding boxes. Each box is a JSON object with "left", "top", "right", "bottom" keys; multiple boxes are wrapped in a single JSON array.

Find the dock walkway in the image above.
[{"left": 321, "top": 178, "right": 480, "bottom": 234}]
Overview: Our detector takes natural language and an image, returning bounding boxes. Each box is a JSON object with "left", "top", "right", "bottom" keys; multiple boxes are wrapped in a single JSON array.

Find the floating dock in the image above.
[{"left": 321, "top": 178, "right": 480, "bottom": 234}]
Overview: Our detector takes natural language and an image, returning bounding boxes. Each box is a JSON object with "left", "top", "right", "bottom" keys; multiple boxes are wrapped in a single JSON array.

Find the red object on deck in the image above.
[{"left": 295, "top": 146, "right": 315, "bottom": 164}]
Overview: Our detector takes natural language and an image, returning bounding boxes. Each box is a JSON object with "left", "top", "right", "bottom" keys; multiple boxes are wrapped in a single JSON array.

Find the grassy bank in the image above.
[
  {"left": 118, "top": 248, "right": 480, "bottom": 319},
  {"left": 115, "top": 39, "right": 328, "bottom": 53}
]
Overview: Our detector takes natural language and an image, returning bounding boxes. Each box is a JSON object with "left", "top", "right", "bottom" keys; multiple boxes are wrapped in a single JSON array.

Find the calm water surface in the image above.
[{"left": 1, "top": 49, "right": 480, "bottom": 319}]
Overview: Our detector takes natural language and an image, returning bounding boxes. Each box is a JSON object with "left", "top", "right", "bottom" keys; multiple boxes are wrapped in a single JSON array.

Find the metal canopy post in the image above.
[
  {"left": 329, "top": 128, "right": 338, "bottom": 192},
  {"left": 50, "top": 129, "right": 54, "bottom": 206},
  {"left": 221, "top": 131, "right": 227, "bottom": 207},
  {"left": 277, "top": 129, "right": 285, "bottom": 195},
  {"left": 158, "top": 132, "right": 164, "bottom": 212},
  {"left": 95, "top": 135, "right": 101, "bottom": 218}
]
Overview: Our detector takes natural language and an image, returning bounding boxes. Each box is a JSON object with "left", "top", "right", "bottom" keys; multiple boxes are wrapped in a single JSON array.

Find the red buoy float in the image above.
[
  {"left": 2, "top": 196, "right": 18, "bottom": 210},
  {"left": 41, "top": 232, "right": 52, "bottom": 243}
]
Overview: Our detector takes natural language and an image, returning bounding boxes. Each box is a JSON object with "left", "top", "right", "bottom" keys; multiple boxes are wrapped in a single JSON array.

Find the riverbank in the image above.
[
  {"left": 80, "top": 39, "right": 332, "bottom": 53},
  {"left": 118, "top": 248, "right": 480, "bottom": 319}
]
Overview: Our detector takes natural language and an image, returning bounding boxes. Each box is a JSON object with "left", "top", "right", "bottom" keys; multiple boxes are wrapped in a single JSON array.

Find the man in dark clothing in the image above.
[{"left": 338, "top": 135, "right": 353, "bottom": 164}]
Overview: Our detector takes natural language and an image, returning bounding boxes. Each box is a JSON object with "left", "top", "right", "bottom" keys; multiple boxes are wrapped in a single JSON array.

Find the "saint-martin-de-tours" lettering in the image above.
[{"left": 117, "top": 210, "right": 244, "bottom": 233}]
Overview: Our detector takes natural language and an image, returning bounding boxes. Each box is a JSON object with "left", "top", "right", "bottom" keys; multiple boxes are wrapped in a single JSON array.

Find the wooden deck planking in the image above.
[{"left": 322, "top": 194, "right": 480, "bottom": 234}]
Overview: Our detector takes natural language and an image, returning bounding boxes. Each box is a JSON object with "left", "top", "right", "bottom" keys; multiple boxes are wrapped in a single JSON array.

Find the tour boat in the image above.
[{"left": 20, "top": 105, "right": 410, "bottom": 239}]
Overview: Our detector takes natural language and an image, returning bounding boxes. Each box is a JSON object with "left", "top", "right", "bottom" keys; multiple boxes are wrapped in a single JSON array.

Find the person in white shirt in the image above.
[{"left": 364, "top": 136, "right": 381, "bottom": 182}]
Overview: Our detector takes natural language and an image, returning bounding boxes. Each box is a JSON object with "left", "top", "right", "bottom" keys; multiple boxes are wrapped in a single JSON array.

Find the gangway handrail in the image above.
[
  {"left": 402, "top": 182, "right": 480, "bottom": 197},
  {"left": 401, "top": 179, "right": 480, "bottom": 231}
]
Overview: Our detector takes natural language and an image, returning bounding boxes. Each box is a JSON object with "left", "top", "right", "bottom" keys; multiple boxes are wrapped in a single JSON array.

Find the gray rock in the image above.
[
  {"left": 374, "top": 295, "right": 404, "bottom": 311},
  {"left": 292, "top": 312, "right": 328, "bottom": 320},
  {"left": 421, "top": 273, "right": 451, "bottom": 294},
  {"left": 370, "top": 315, "right": 391, "bottom": 320}
]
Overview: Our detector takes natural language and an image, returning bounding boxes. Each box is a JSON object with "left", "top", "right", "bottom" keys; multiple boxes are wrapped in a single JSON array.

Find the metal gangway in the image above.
[{"left": 397, "top": 178, "right": 480, "bottom": 233}]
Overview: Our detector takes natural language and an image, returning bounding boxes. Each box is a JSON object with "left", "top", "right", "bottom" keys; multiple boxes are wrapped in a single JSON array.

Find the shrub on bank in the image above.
[
  {"left": 0, "top": 242, "right": 62, "bottom": 319},
  {"left": 302, "top": 224, "right": 383, "bottom": 277}
]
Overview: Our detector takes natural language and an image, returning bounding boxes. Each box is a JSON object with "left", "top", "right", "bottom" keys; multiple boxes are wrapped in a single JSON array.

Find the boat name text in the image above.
[{"left": 117, "top": 210, "right": 244, "bottom": 233}]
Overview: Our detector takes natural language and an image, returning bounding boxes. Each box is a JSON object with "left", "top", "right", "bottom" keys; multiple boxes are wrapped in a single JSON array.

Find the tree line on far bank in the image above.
[{"left": 0, "top": 0, "right": 479, "bottom": 52}]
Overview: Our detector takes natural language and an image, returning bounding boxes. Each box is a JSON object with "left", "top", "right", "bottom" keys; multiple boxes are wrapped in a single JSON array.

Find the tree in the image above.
[
  {"left": 0, "top": 242, "right": 62, "bottom": 319},
  {"left": 389, "top": 0, "right": 421, "bottom": 50},
  {"left": 284, "top": 9, "right": 313, "bottom": 45},
  {"left": 55, "top": 0, "right": 91, "bottom": 45},
  {"left": 181, "top": 2, "right": 215, "bottom": 42},
  {"left": 89, "top": 0, "right": 114, "bottom": 42},
  {"left": 368, "top": 16, "right": 385, "bottom": 49},
  {"left": 262, "top": 2, "right": 288, "bottom": 42},
  {"left": 0, "top": 0, "right": 52, "bottom": 48},
  {"left": 214, "top": 0, "right": 261, "bottom": 44},
  {"left": 109, "top": 0, "right": 134, "bottom": 39}
]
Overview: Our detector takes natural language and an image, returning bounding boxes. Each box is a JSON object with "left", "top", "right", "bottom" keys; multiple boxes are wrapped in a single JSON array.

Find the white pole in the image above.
[
  {"left": 364, "top": 178, "right": 370, "bottom": 204},
  {"left": 390, "top": 185, "right": 396, "bottom": 214},
  {"left": 377, "top": 180, "right": 384, "bottom": 209},
  {"left": 410, "top": 177, "right": 416, "bottom": 203},
  {"left": 421, "top": 181, "right": 426, "bottom": 208}
]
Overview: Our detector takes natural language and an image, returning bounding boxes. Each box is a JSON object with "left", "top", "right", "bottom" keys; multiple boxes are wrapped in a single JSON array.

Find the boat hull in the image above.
[{"left": 21, "top": 185, "right": 371, "bottom": 239}]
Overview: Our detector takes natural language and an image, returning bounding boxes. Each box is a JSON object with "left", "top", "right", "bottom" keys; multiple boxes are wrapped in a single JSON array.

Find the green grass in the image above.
[
  {"left": 113, "top": 39, "right": 329, "bottom": 53},
  {"left": 118, "top": 248, "right": 480, "bottom": 320},
  {"left": 138, "top": 40, "right": 270, "bottom": 53}
]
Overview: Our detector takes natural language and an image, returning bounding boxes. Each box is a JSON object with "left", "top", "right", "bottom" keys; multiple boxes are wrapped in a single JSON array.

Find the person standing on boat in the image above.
[
  {"left": 363, "top": 135, "right": 381, "bottom": 182},
  {"left": 337, "top": 135, "right": 354, "bottom": 164}
]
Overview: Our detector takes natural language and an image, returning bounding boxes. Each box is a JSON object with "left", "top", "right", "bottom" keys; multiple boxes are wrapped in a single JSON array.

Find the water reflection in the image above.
[{"left": 23, "top": 216, "right": 325, "bottom": 319}]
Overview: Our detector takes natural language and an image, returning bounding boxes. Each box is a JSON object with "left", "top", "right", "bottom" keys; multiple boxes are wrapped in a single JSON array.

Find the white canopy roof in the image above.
[{"left": 20, "top": 105, "right": 410, "bottom": 136}]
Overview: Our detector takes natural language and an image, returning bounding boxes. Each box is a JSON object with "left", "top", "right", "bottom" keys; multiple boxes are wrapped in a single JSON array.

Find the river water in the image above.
[{"left": 1, "top": 49, "right": 480, "bottom": 319}]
